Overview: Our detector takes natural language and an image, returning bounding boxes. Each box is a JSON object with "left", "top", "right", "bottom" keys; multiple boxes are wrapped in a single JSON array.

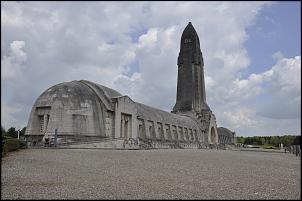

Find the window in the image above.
[
  {"left": 38, "top": 115, "right": 44, "bottom": 133},
  {"left": 184, "top": 38, "right": 192, "bottom": 43}
]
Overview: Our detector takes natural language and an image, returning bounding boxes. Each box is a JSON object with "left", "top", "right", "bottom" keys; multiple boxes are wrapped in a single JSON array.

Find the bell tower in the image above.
[
  {"left": 172, "top": 22, "right": 209, "bottom": 114},
  {"left": 172, "top": 22, "right": 218, "bottom": 144}
]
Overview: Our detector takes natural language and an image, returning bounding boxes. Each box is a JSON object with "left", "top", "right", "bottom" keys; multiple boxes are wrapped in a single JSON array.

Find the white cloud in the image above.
[
  {"left": 113, "top": 72, "right": 143, "bottom": 98},
  {"left": 1, "top": 1, "right": 24, "bottom": 27},
  {"left": 138, "top": 28, "right": 158, "bottom": 48},
  {"left": 211, "top": 55, "right": 301, "bottom": 134},
  {"left": 1, "top": 102, "right": 22, "bottom": 130},
  {"left": 228, "top": 55, "right": 301, "bottom": 101},
  {"left": 271, "top": 56, "right": 301, "bottom": 94},
  {"left": 222, "top": 108, "right": 259, "bottom": 129},
  {"left": 1, "top": 40, "right": 27, "bottom": 80},
  {"left": 272, "top": 51, "right": 284, "bottom": 60},
  {"left": 1, "top": 1, "right": 300, "bottom": 136}
]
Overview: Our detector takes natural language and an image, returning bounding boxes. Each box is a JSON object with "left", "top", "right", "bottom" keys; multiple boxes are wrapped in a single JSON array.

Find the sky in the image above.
[{"left": 1, "top": 1, "right": 301, "bottom": 136}]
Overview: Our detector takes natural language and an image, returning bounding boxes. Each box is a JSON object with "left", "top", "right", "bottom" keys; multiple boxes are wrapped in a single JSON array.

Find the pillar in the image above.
[
  {"left": 43, "top": 114, "right": 48, "bottom": 133},
  {"left": 121, "top": 119, "right": 124, "bottom": 138}
]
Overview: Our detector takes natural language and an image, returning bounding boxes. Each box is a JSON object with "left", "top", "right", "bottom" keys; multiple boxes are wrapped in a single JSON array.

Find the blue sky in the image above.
[
  {"left": 1, "top": 1, "right": 301, "bottom": 136},
  {"left": 239, "top": 1, "right": 301, "bottom": 136},
  {"left": 243, "top": 1, "right": 300, "bottom": 77}
]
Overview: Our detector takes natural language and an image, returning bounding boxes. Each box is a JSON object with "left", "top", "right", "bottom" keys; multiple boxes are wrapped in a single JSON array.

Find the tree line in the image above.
[
  {"left": 236, "top": 135, "right": 300, "bottom": 147},
  {"left": 2, "top": 126, "right": 27, "bottom": 156},
  {"left": 2, "top": 126, "right": 27, "bottom": 139}
]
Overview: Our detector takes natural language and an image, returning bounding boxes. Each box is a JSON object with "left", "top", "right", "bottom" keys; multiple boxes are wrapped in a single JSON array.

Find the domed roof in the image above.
[
  {"left": 34, "top": 80, "right": 122, "bottom": 111},
  {"left": 80, "top": 80, "right": 122, "bottom": 99},
  {"left": 217, "top": 127, "right": 235, "bottom": 137}
]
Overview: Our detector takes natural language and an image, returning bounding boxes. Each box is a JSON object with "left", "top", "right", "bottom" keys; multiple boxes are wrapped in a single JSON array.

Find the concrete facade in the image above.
[
  {"left": 217, "top": 127, "right": 236, "bottom": 145},
  {"left": 25, "top": 22, "right": 224, "bottom": 149}
]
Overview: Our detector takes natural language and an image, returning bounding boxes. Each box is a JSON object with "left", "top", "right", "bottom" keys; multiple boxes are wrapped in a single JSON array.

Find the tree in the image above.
[
  {"left": 253, "top": 137, "right": 258, "bottom": 145},
  {"left": 270, "top": 136, "right": 279, "bottom": 147},
  {"left": 236, "top": 136, "right": 244, "bottom": 144},
  {"left": 292, "top": 136, "right": 300, "bottom": 145},
  {"left": 260, "top": 138, "right": 265, "bottom": 145},
  {"left": 7, "top": 127, "right": 18, "bottom": 138},
  {"left": 244, "top": 137, "right": 252, "bottom": 145},
  {"left": 281, "top": 135, "right": 295, "bottom": 146}
]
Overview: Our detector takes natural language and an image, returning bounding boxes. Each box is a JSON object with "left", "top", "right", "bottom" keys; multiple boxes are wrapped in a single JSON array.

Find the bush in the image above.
[
  {"left": 2, "top": 142, "right": 8, "bottom": 156},
  {"left": 5, "top": 138, "right": 20, "bottom": 151},
  {"left": 2, "top": 137, "right": 21, "bottom": 157},
  {"left": 19, "top": 140, "right": 27, "bottom": 148}
]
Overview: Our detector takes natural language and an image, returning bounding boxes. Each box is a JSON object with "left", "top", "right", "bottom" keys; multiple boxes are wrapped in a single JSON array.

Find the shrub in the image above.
[
  {"left": 19, "top": 140, "right": 27, "bottom": 148},
  {"left": 5, "top": 138, "right": 20, "bottom": 151},
  {"left": 2, "top": 137, "right": 21, "bottom": 156},
  {"left": 2, "top": 142, "right": 8, "bottom": 156}
]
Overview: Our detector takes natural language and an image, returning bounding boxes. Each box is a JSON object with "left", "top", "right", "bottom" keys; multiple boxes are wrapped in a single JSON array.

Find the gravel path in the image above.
[{"left": 1, "top": 149, "right": 301, "bottom": 199}]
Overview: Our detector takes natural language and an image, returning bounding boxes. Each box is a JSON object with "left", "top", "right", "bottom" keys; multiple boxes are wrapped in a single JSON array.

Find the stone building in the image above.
[
  {"left": 25, "top": 22, "right": 225, "bottom": 149},
  {"left": 217, "top": 127, "right": 236, "bottom": 145}
]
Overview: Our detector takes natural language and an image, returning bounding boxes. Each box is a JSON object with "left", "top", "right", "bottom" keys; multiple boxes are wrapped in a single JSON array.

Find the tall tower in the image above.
[
  {"left": 172, "top": 22, "right": 209, "bottom": 114},
  {"left": 172, "top": 22, "right": 218, "bottom": 144}
]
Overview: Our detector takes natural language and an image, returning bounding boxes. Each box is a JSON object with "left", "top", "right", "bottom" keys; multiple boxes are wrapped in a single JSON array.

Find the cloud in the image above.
[
  {"left": 272, "top": 51, "right": 284, "bottom": 60},
  {"left": 113, "top": 72, "right": 143, "bottom": 98},
  {"left": 222, "top": 108, "right": 259, "bottom": 129},
  {"left": 1, "top": 102, "right": 22, "bottom": 130},
  {"left": 271, "top": 56, "right": 301, "bottom": 94},
  {"left": 1, "top": 41, "right": 27, "bottom": 80},
  {"left": 137, "top": 28, "right": 158, "bottom": 49},
  {"left": 211, "top": 55, "right": 301, "bottom": 134},
  {"left": 255, "top": 56, "right": 301, "bottom": 119},
  {"left": 1, "top": 1, "right": 300, "bottom": 136},
  {"left": 229, "top": 55, "right": 301, "bottom": 104}
]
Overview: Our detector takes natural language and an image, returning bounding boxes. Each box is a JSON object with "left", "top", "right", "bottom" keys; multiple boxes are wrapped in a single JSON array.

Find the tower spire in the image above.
[{"left": 173, "top": 22, "right": 209, "bottom": 114}]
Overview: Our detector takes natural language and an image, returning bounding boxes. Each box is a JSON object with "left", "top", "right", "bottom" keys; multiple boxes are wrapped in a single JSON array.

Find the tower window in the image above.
[{"left": 184, "top": 38, "right": 192, "bottom": 43}]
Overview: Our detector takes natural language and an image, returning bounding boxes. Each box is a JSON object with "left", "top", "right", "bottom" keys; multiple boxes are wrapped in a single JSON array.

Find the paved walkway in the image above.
[{"left": 1, "top": 149, "right": 301, "bottom": 199}]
